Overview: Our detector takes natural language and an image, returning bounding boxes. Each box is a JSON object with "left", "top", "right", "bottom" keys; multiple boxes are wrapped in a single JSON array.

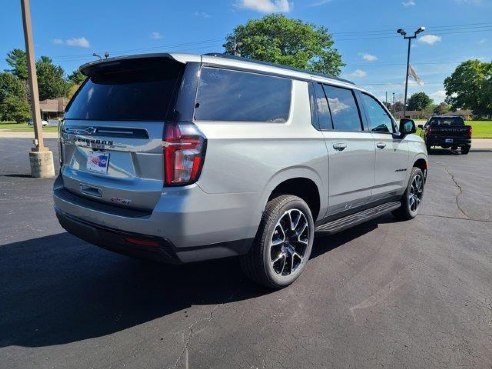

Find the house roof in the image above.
[{"left": 39, "top": 98, "right": 68, "bottom": 113}]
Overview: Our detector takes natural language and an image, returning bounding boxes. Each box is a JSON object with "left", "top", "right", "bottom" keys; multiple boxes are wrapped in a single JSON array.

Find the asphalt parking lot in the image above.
[{"left": 0, "top": 138, "right": 491, "bottom": 369}]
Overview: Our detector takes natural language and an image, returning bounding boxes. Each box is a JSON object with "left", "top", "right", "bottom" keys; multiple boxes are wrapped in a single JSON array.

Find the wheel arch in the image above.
[{"left": 255, "top": 167, "right": 326, "bottom": 224}]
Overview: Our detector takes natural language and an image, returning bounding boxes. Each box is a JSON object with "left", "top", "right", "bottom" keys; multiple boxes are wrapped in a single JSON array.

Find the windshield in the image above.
[{"left": 65, "top": 58, "right": 183, "bottom": 121}]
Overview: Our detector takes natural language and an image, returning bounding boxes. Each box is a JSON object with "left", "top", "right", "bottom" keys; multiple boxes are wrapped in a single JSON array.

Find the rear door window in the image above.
[
  {"left": 323, "top": 85, "right": 363, "bottom": 132},
  {"left": 65, "top": 58, "right": 183, "bottom": 121},
  {"left": 361, "top": 93, "right": 394, "bottom": 133},
  {"left": 194, "top": 67, "right": 292, "bottom": 122}
]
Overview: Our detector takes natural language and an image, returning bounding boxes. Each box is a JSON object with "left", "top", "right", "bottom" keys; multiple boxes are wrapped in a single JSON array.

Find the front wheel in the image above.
[
  {"left": 392, "top": 167, "right": 425, "bottom": 220},
  {"left": 240, "top": 195, "right": 314, "bottom": 289}
]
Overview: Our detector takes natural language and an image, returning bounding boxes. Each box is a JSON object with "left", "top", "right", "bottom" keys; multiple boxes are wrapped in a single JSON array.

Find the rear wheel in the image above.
[
  {"left": 392, "top": 167, "right": 425, "bottom": 221},
  {"left": 461, "top": 145, "right": 470, "bottom": 155},
  {"left": 426, "top": 143, "right": 432, "bottom": 153},
  {"left": 240, "top": 195, "right": 314, "bottom": 289}
]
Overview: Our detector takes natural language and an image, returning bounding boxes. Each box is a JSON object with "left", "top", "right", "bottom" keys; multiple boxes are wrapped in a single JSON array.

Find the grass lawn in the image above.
[
  {"left": 466, "top": 121, "right": 492, "bottom": 138},
  {"left": 0, "top": 122, "right": 58, "bottom": 133}
]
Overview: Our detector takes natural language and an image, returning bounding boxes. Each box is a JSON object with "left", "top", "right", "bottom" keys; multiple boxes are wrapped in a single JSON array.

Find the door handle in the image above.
[
  {"left": 333, "top": 143, "right": 347, "bottom": 151},
  {"left": 376, "top": 142, "right": 386, "bottom": 149}
]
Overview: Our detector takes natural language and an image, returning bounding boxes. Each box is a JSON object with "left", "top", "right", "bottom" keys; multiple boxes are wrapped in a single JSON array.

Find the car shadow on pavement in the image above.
[
  {"left": 0, "top": 215, "right": 394, "bottom": 348},
  {"left": 0, "top": 232, "right": 264, "bottom": 348}
]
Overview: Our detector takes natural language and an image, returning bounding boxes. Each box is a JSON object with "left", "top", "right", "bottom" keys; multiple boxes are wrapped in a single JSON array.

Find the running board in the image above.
[{"left": 315, "top": 201, "right": 401, "bottom": 235}]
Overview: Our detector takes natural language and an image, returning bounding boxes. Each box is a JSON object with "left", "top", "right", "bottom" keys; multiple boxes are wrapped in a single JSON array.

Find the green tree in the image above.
[
  {"left": 67, "top": 69, "right": 86, "bottom": 85},
  {"left": 422, "top": 103, "right": 437, "bottom": 119},
  {"left": 407, "top": 92, "right": 432, "bottom": 111},
  {"left": 0, "top": 72, "right": 30, "bottom": 122},
  {"left": 393, "top": 101, "right": 404, "bottom": 112},
  {"left": 433, "top": 102, "right": 451, "bottom": 115},
  {"left": 444, "top": 59, "right": 492, "bottom": 116},
  {"left": 224, "top": 14, "right": 344, "bottom": 76},
  {"left": 5, "top": 49, "right": 28, "bottom": 80},
  {"left": 36, "top": 56, "right": 70, "bottom": 100}
]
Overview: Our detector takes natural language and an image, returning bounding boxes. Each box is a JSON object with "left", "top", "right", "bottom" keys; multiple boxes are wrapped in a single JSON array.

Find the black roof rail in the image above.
[{"left": 203, "top": 53, "right": 354, "bottom": 85}]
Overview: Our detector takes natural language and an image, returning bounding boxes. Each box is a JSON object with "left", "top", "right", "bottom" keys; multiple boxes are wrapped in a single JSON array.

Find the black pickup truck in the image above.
[{"left": 419, "top": 116, "right": 472, "bottom": 154}]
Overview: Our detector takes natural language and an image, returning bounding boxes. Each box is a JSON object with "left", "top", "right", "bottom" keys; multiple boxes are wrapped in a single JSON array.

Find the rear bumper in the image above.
[
  {"left": 426, "top": 136, "right": 471, "bottom": 147},
  {"left": 53, "top": 175, "right": 257, "bottom": 263},
  {"left": 55, "top": 208, "right": 252, "bottom": 263}
]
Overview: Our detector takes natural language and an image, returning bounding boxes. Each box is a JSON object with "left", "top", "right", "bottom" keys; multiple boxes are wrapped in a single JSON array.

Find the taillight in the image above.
[
  {"left": 163, "top": 123, "right": 206, "bottom": 186},
  {"left": 427, "top": 127, "right": 432, "bottom": 135},
  {"left": 468, "top": 126, "right": 472, "bottom": 138}
]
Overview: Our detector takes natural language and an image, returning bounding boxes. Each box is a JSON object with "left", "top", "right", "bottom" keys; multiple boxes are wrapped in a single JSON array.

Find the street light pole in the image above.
[
  {"left": 20, "top": 0, "right": 55, "bottom": 178},
  {"left": 397, "top": 26, "right": 425, "bottom": 118},
  {"left": 403, "top": 36, "right": 412, "bottom": 118}
]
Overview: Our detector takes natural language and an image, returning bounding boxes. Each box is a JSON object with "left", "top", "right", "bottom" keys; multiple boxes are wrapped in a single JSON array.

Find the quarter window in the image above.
[
  {"left": 194, "top": 67, "right": 292, "bottom": 122},
  {"left": 361, "top": 93, "right": 394, "bottom": 133},
  {"left": 313, "top": 83, "right": 332, "bottom": 130},
  {"left": 323, "top": 85, "right": 362, "bottom": 132}
]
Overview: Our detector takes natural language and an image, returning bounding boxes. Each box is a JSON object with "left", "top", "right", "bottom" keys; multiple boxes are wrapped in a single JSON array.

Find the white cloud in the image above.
[
  {"left": 418, "top": 34, "right": 442, "bottom": 45},
  {"left": 402, "top": 0, "right": 416, "bottom": 6},
  {"left": 194, "top": 11, "right": 211, "bottom": 18},
  {"left": 150, "top": 32, "right": 163, "bottom": 40},
  {"left": 361, "top": 53, "right": 377, "bottom": 62},
  {"left": 309, "top": 0, "right": 331, "bottom": 7},
  {"left": 349, "top": 69, "right": 367, "bottom": 78},
  {"left": 430, "top": 90, "right": 446, "bottom": 100},
  {"left": 238, "top": 0, "right": 291, "bottom": 13},
  {"left": 54, "top": 37, "right": 90, "bottom": 48}
]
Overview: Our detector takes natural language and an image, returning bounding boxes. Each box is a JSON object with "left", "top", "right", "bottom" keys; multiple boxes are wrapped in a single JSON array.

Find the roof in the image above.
[
  {"left": 39, "top": 98, "right": 68, "bottom": 113},
  {"left": 79, "top": 52, "right": 358, "bottom": 91}
]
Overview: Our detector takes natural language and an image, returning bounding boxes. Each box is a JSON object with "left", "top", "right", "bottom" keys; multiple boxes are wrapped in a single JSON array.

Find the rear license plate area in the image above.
[
  {"left": 87, "top": 151, "right": 110, "bottom": 174},
  {"left": 445, "top": 138, "right": 453, "bottom": 144}
]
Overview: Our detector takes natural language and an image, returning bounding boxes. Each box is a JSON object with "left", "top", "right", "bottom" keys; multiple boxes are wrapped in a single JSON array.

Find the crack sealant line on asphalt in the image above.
[
  {"left": 419, "top": 213, "right": 492, "bottom": 224},
  {"left": 433, "top": 161, "right": 470, "bottom": 219},
  {"left": 171, "top": 288, "right": 241, "bottom": 369}
]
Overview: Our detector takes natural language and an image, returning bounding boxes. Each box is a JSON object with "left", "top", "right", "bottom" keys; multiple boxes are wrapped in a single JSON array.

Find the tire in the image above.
[
  {"left": 461, "top": 145, "right": 470, "bottom": 155},
  {"left": 426, "top": 144, "right": 432, "bottom": 153},
  {"left": 240, "top": 195, "right": 314, "bottom": 289},
  {"left": 392, "top": 167, "right": 425, "bottom": 221}
]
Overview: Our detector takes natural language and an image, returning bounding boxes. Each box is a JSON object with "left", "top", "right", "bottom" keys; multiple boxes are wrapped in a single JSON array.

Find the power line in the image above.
[{"left": 47, "top": 21, "right": 492, "bottom": 65}]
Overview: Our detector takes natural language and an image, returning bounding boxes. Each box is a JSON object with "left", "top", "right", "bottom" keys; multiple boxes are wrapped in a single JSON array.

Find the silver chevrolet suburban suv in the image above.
[{"left": 54, "top": 53, "right": 428, "bottom": 289}]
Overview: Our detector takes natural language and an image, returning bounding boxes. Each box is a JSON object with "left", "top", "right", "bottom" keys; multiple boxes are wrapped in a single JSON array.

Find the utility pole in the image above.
[
  {"left": 224, "top": 37, "right": 243, "bottom": 57},
  {"left": 397, "top": 26, "right": 425, "bottom": 118},
  {"left": 21, "top": 0, "right": 55, "bottom": 178},
  {"left": 392, "top": 92, "right": 395, "bottom": 114}
]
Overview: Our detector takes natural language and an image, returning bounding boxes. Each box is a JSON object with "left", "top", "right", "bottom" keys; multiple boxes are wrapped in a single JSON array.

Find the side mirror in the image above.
[
  {"left": 417, "top": 124, "right": 424, "bottom": 129},
  {"left": 399, "top": 118, "right": 416, "bottom": 137}
]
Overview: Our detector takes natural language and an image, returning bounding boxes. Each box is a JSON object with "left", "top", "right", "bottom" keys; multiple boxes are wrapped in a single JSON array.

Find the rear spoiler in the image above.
[{"left": 79, "top": 53, "right": 183, "bottom": 76}]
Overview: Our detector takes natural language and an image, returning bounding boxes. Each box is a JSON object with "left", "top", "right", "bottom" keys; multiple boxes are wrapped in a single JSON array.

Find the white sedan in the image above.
[{"left": 28, "top": 120, "right": 49, "bottom": 127}]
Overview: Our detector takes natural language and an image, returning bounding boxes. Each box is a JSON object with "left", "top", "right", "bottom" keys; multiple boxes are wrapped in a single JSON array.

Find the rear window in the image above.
[
  {"left": 194, "top": 67, "right": 292, "bottom": 122},
  {"left": 65, "top": 58, "right": 183, "bottom": 121},
  {"left": 427, "top": 117, "right": 465, "bottom": 126}
]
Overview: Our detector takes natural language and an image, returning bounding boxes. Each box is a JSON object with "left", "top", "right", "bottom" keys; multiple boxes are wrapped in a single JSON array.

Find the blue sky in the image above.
[{"left": 1, "top": 0, "right": 491, "bottom": 103}]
